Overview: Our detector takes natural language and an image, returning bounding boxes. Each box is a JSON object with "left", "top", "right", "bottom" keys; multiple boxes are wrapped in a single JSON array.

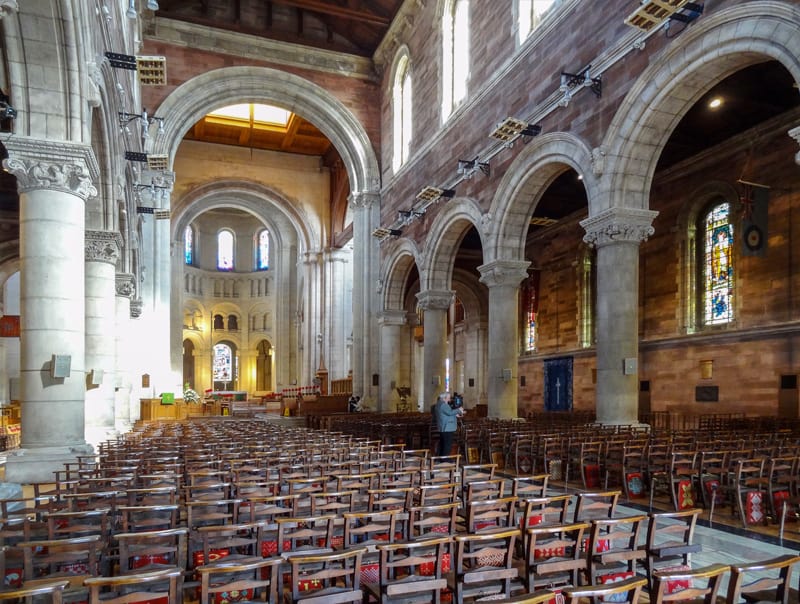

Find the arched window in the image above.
[
  {"left": 256, "top": 229, "right": 269, "bottom": 271},
  {"left": 217, "top": 230, "right": 234, "bottom": 271},
  {"left": 184, "top": 225, "right": 194, "bottom": 265},
  {"left": 518, "top": 0, "right": 558, "bottom": 43},
  {"left": 702, "top": 201, "right": 734, "bottom": 326},
  {"left": 520, "top": 271, "right": 540, "bottom": 352},
  {"left": 442, "top": 0, "right": 470, "bottom": 121},
  {"left": 392, "top": 53, "right": 413, "bottom": 172}
]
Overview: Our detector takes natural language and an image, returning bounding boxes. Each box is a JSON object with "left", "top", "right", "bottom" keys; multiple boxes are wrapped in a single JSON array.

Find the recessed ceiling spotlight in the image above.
[{"left": 708, "top": 97, "right": 723, "bottom": 109}]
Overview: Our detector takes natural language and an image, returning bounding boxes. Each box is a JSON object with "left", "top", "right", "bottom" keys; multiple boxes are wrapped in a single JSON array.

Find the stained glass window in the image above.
[
  {"left": 522, "top": 271, "right": 540, "bottom": 351},
  {"left": 217, "top": 230, "right": 234, "bottom": 271},
  {"left": 256, "top": 229, "right": 269, "bottom": 271},
  {"left": 703, "top": 202, "right": 734, "bottom": 325},
  {"left": 213, "top": 343, "right": 232, "bottom": 384},
  {"left": 184, "top": 226, "right": 193, "bottom": 265}
]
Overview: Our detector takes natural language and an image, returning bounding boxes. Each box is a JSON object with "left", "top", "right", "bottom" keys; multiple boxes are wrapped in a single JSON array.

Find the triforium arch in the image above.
[
  {"left": 487, "top": 132, "right": 598, "bottom": 264},
  {"left": 147, "top": 66, "right": 380, "bottom": 195},
  {"left": 602, "top": 1, "right": 800, "bottom": 212}
]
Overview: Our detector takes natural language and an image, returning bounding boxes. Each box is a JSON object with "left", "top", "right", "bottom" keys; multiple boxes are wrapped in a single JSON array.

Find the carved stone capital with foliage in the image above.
[
  {"left": 580, "top": 207, "right": 658, "bottom": 248},
  {"left": 85, "top": 231, "right": 121, "bottom": 265},
  {"left": 3, "top": 138, "right": 99, "bottom": 201},
  {"left": 348, "top": 191, "right": 380, "bottom": 209},
  {"left": 416, "top": 289, "right": 454, "bottom": 311},
  {"left": 478, "top": 259, "right": 531, "bottom": 289},
  {"left": 116, "top": 273, "right": 136, "bottom": 299},
  {"left": 130, "top": 299, "right": 143, "bottom": 319},
  {"left": 789, "top": 126, "right": 800, "bottom": 166}
]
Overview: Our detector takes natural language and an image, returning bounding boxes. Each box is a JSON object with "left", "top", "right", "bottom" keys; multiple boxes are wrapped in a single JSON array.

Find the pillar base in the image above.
[{"left": 4, "top": 444, "right": 94, "bottom": 484}]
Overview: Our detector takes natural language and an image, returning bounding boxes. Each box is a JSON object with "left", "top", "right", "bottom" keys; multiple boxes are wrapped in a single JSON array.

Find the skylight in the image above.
[{"left": 207, "top": 103, "right": 291, "bottom": 127}]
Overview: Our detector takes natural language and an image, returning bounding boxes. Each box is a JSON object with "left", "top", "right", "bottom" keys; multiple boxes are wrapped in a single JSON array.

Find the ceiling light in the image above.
[
  {"left": 708, "top": 97, "right": 723, "bottom": 109},
  {"left": 416, "top": 186, "right": 456, "bottom": 203}
]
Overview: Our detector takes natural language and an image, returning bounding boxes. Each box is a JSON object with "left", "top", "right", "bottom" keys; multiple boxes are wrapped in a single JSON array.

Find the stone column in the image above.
[
  {"left": 478, "top": 260, "right": 530, "bottom": 418},
  {"left": 3, "top": 139, "right": 97, "bottom": 483},
  {"left": 416, "top": 290, "right": 454, "bottom": 407},
  {"left": 379, "top": 310, "right": 408, "bottom": 412},
  {"left": 581, "top": 207, "right": 657, "bottom": 425},
  {"left": 84, "top": 231, "right": 121, "bottom": 447},
  {"left": 114, "top": 273, "right": 135, "bottom": 432},
  {"left": 349, "top": 192, "right": 380, "bottom": 403},
  {"left": 324, "top": 248, "right": 350, "bottom": 382}
]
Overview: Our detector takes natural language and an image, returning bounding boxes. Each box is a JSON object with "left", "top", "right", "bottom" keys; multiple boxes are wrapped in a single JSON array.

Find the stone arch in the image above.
[
  {"left": 488, "top": 132, "right": 597, "bottom": 263},
  {"left": 148, "top": 66, "right": 380, "bottom": 196},
  {"left": 418, "top": 197, "right": 484, "bottom": 291},
  {"left": 380, "top": 238, "right": 421, "bottom": 312},
  {"left": 171, "top": 180, "right": 310, "bottom": 255},
  {"left": 452, "top": 267, "right": 487, "bottom": 322},
  {"left": 602, "top": 1, "right": 800, "bottom": 211}
]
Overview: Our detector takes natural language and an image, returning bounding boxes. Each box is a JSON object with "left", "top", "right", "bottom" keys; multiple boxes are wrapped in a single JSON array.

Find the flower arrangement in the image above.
[{"left": 183, "top": 385, "right": 201, "bottom": 403}]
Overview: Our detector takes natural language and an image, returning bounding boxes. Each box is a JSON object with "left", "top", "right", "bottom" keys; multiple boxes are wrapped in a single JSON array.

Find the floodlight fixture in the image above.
[
  {"left": 624, "top": 0, "right": 690, "bottom": 31},
  {"left": 560, "top": 67, "right": 601, "bottom": 98},
  {"left": 457, "top": 157, "right": 490, "bottom": 178},
  {"left": 416, "top": 186, "right": 456, "bottom": 203},
  {"left": 490, "top": 117, "right": 542, "bottom": 144},
  {"left": 105, "top": 52, "right": 167, "bottom": 85},
  {"left": 124, "top": 151, "right": 169, "bottom": 171}
]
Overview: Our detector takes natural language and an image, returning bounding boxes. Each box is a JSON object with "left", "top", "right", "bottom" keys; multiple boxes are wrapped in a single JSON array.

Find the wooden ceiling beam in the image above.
[
  {"left": 281, "top": 116, "right": 302, "bottom": 151},
  {"left": 272, "top": 0, "right": 390, "bottom": 26}
]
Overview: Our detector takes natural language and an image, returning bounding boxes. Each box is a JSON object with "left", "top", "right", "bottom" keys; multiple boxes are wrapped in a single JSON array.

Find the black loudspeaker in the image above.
[
  {"left": 520, "top": 376, "right": 526, "bottom": 387},
  {"left": 468, "top": 378, "right": 475, "bottom": 387},
  {"left": 780, "top": 374, "right": 797, "bottom": 389},
  {"left": 640, "top": 380, "right": 650, "bottom": 392},
  {"left": 372, "top": 374, "right": 379, "bottom": 386}
]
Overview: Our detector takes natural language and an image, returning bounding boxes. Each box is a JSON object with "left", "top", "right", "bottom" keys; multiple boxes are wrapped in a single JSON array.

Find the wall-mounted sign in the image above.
[{"left": 0, "top": 316, "right": 20, "bottom": 337}]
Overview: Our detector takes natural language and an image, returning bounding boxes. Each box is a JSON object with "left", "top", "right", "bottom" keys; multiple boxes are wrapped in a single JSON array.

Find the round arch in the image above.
[
  {"left": 171, "top": 179, "right": 311, "bottom": 254},
  {"left": 418, "top": 197, "right": 485, "bottom": 291},
  {"left": 148, "top": 66, "right": 380, "bottom": 196},
  {"left": 487, "top": 132, "right": 597, "bottom": 263},
  {"left": 380, "top": 238, "right": 422, "bottom": 312},
  {"left": 602, "top": 1, "right": 800, "bottom": 211}
]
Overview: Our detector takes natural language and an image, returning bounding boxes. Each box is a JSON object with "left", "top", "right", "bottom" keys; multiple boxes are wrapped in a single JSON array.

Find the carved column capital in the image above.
[
  {"left": 478, "top": 259, "right": 531, "bottom": 289},
  {"left": 789, "top": 126, "right": 800, "bottom": 166},
  {"left": 580, "top": 207, "right": 658, "bottom": 248},
  {"left": 379, "top": 310, "right": 408, "bottom": 327},
  {"left": 348, "top": 191, "right": 380, "bottom": 209},
  {"left": 416, "top": 289, "right": 454, "bottom": 311},
  {"left": 116, "top": 273, "right": 136, "bottom": 299},
  {"left": 3, "top": 137, "right": 100, "bottom": 201},
  {"left": 3, "top": 138, "right": 99, "bottom": 201},
  {"left": 130, "top": 299, "right": 142, "bottom": 319},
  {"left": 85, "top": 231, "right": 121, "bottom": 265},
  {"left": 0, "top": 1, "right": 18, "bottom": 18}
]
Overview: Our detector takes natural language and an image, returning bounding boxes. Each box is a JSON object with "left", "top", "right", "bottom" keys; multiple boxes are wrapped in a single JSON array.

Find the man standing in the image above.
[{"left": 434, "top": 393, "right": 462, "bottom": 457}]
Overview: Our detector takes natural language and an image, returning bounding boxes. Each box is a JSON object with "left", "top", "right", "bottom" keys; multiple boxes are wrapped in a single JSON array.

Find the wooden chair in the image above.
[
  {"left": 243, "top": 493, "right": 300, "bottom": 524},
  {"left": 463, "top": 496, "right": 517, "bottom": 534},
  {"left": 450, "top": 527, "right": 525, "bottom": 603},
  {"left": 196, "top": 557, "right": 283, "bottom": 604},
  {"left": 18, "top": 535, "right": 104, "bottom": 603},
  {"left": 651, "top": 563, "right": 730, "bottom": 604},
  {"left": 644, "top": 508, "right": 702, "bottom": 587},
  {"left": 363, "top": 536, "right": 451, "bottom": 604},
  {"left": 524, "top": 521, "right": 590, "bottom": 591},
  {"left": 409, "top": 502, "right": 460, "bottom": 538},
  {"left": 185, "top": 499, "right": 241, "bottom": 529},
  {"left": 367, "top": 488, "right": 413, "bottom": 513},
  {"left": 483, "top": 591, "right": 557, "bottom": 604},
  {"left": 309, "top": 490, "right": 356, "bottom": 516},
  {"left": 585, "top": 514, "right": 648, "bottom": 587},
  {"left": 276, "top": 515, "right": 336, "bottom": 556},
  {"left": 192, "top": 521, "right": 265, "bottom": 569},
  {"left": 511, "top": 474, "right": 549, "bottom": 500},
  {"left": 563, "top": 576, "right": 647, "bottom": 604},
  {"left": 573, "top": 490, "right": 619, "bottom": 522},
  {"left": 85, "top": 568, "right": 182, "bottom": 604},
  {"left": 727, "top": 554, "right": 800, "bottom": 604},
  {"left": 116, "top": 527, "right": 188, "bottom": 575},
  {"left": 118, "top": 504, "right": 179, "bottom": 532},
  {"left": 417, "top": 483, "right": 460, "bottom": 506},
  {"left": 0, "top": 579, "right": 69, "bottom": 604},
  {"left": 730, "top": 458, "right": 770, "bottom": 528},
  {"left": 284, "top": 546, "right": 367, "bottom": 604},
  {"left": 669, "top": 450, "right": 700, "bottom": 512}
]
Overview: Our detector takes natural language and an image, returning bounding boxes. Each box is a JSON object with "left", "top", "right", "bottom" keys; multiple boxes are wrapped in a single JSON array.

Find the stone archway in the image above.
[{"left": 602, "top": 2, "right": 800, "bottom": 211}]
